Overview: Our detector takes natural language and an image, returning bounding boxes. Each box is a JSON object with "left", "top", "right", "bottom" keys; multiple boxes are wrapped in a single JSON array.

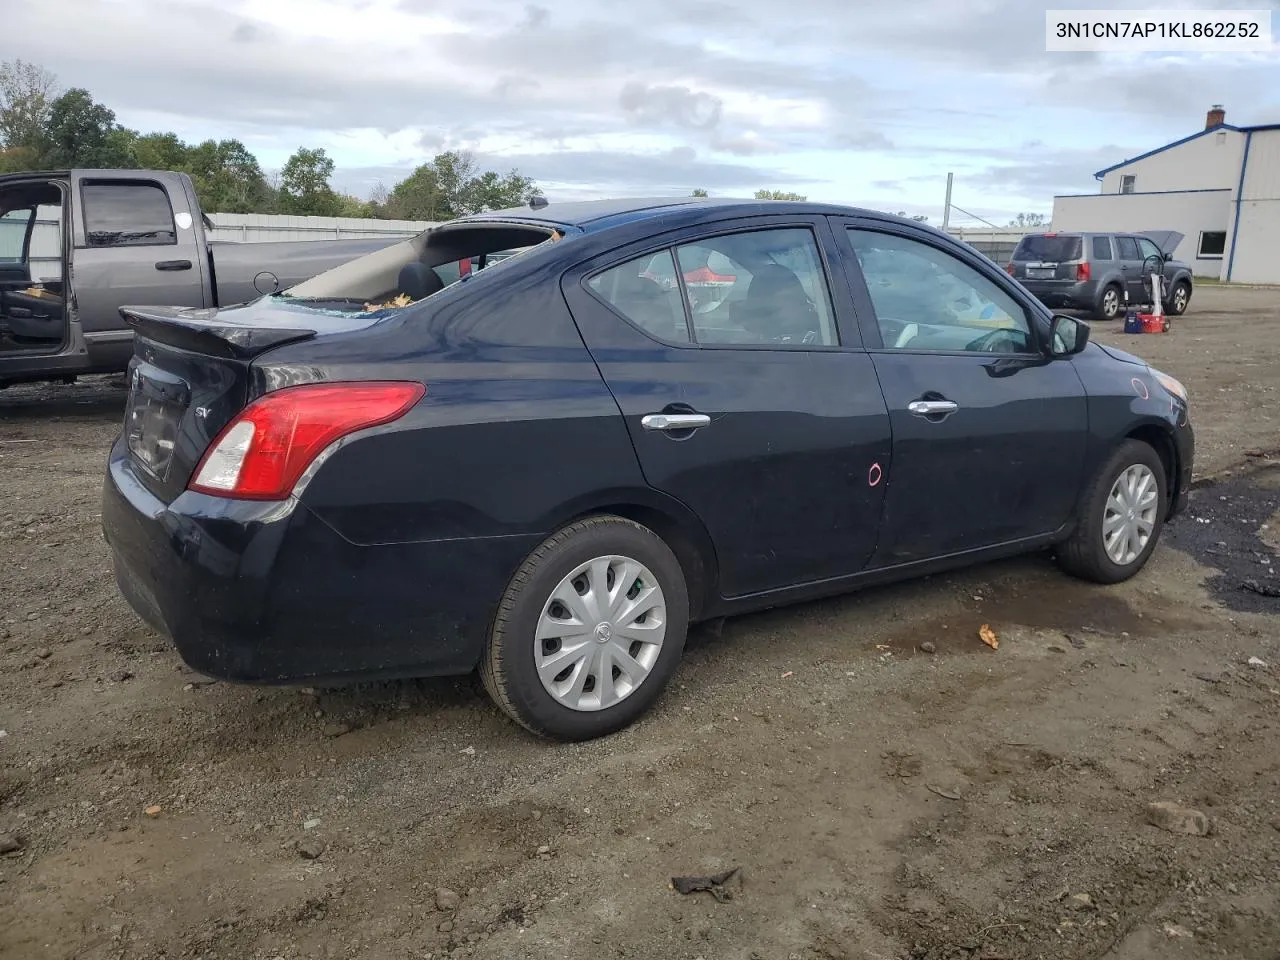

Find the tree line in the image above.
[{"left": 0, "top": 59, "right": 538, "bottom": 220}]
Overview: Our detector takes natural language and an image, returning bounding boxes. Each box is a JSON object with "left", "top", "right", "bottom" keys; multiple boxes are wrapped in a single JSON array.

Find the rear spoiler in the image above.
[{"left": 120, "top": 305, "right": 318, "bottom": 361}]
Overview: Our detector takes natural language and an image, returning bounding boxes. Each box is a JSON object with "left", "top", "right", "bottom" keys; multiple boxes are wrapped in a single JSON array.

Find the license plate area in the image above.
[
  {"left": 1026, "top": 263, "right": 1058, "bottom": 279},
  {"left": 125, "top": 362, "right": 190, "bottom": 481}
]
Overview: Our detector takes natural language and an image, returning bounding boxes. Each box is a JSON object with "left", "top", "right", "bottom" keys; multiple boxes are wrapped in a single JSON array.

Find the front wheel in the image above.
[
  {"left": 480, "top": 516, "right": 689, "bottom": 741},
  {"left": 1167, "top": 280, "right": 1191, "bottom": 316},
  {"left": 1057, "top": 439, "right": 1167, "bottom": 584}
]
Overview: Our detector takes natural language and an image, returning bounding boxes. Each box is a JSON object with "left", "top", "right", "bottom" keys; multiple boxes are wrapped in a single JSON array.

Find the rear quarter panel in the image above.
[
  {"left": 256, "top": 248, "right": 651, "bottom": 548},
  {"left": 209, "top": 238, "right": 401, "bottom": 305}
]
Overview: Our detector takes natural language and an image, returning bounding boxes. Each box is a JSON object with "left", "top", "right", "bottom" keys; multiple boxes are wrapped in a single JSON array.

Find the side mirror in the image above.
[
  {"left": 1162, "top": 252, "right": 1173, "bottom": 261},
  {"left": 1049, "top": 314, "right": 1090, "bottom": 357}
]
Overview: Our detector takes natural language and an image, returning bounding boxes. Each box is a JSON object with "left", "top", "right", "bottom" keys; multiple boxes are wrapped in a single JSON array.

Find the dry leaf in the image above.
[
  {"left": 144, "top": 805, "right": 162, "bottom": 817},
  {"left": 979, "top": 624, "right": 999, "bottom": 650},
  {"left": 363, "top": 292, "right": 413, "bottom": 312}
]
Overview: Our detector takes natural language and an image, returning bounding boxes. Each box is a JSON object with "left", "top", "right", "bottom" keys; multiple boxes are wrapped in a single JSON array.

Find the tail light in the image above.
[
  {"left": 189, "top": 381, "right": 426, "bottom": 500},
  {"left": 1006, "top": 263, "right": 1016, "bottom": 276},
  {"left": 1076, "top": 262, "right": 1091, "bottom": 281}
]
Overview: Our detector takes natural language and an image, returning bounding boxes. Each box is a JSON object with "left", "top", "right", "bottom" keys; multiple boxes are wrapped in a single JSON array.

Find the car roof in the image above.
[{"left": 455, "top": 196, "right": 916, "bottom": 233}]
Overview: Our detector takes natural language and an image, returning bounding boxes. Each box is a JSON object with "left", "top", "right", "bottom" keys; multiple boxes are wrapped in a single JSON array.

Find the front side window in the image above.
[
  {"left": 1137, "top": 237, "right": 1163, "bottom": 262},
  {"left": 588, "top": 249, "right": 690, "bottom": 343},
  {"left": 848, "top": 228, "right": 1034, "bottom": 354},
  {"left": 82, "top": 182, "right": 176, "bottom": 247},
  {"left": 673, "top": 228, "right": 837, "bottom": 347}
]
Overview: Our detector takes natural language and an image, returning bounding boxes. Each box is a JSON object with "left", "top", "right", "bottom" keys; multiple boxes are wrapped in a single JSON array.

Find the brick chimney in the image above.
[{"left": 1206, "top": 104, "right": 1226, "bottom": 129}]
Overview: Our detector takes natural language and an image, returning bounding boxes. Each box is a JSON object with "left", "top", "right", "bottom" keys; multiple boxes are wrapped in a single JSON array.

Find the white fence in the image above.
[{"left": 22, "top": 211, "right": 436, "bottom": 280}]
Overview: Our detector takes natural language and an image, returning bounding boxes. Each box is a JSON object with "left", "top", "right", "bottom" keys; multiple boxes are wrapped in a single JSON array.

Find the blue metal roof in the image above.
[{"left": 1093, "top": 123, "right": 1241, "bottom": 178}]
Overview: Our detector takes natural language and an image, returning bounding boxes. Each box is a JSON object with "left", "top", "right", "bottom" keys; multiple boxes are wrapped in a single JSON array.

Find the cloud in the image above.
[
  {"left": 619, "top": 82, "right": 723, "bottom": 131},
  {"left": 1, "top": 0, "right": 1276, "bottom": 217}
]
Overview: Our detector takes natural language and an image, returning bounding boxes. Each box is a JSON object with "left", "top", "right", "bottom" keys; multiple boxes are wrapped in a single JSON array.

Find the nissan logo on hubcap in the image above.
[{"left": 594, "top": 622, "right": 613, "bottom": 643}]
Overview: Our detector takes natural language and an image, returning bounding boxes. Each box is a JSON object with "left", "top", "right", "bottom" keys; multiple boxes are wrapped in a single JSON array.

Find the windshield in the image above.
[
  {"left": 1012, "top": 235, "right": 1082, "bottom": 262},
  {"left": 279, "top": 222, "right": 562, "bottom": 315}
]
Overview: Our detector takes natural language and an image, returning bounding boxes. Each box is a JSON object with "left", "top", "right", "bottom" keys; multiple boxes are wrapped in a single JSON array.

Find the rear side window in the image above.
[
  {"left": 1116, "top": 237, "right": 1140, "bottom": 259},
  {"left": 82, "top": 182, "right": 177, "bottom": 247},
  {"left": 1012, "top": 235, "right": 1082, "bottom": 261},
  {"left": 674, "top": 228, "right": 837, "bottom": 347},
  {"left": 1091, "top": 236, "right": 1113, "bottom": 260},
  {"left": 589, "top": 250, "right": 690, "bottom": 343}
]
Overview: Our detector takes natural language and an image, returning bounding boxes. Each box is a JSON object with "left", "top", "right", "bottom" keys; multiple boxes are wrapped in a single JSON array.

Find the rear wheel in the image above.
[
  {"left": 1168, "top": 280, "right": 1191, "bottom": 316},
  {"left": 480, "top": 516, "right": 689, "bottom": 741},
  {"left": 1095, "top": 284, "right": 1123, "bottom": 321},
  {"left": 1057, "top": 439, "right": 1167, "bottom": 584}
]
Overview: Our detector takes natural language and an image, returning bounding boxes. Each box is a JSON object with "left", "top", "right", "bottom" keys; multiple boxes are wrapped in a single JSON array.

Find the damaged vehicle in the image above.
[
  {"left": 102, "top": 197, "right": 1194, "bottom": 741},
  {"left": 0, "top": 169, "right": 401, "bottom": 388}
]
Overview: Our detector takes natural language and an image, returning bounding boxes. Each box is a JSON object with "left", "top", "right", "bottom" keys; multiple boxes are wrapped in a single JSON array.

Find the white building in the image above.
[{"left": 1052, "top": 106, "right": 1280, "bottom": 284}]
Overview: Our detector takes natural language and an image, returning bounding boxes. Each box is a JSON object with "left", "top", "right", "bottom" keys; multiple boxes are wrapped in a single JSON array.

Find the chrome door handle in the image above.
[
  {"left": 907, "top": 400, "right": 958, "bottom": 417},
  {"left": 641, "top": 413, "right": 711, "bottom": 432}
]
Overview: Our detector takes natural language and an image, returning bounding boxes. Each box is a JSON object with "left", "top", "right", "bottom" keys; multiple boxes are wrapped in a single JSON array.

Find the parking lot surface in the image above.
[{"left": 1, "top": 285, "right": 1278, "bottom": 960}]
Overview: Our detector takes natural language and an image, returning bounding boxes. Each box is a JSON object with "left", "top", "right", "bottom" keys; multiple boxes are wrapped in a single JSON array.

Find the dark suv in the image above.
[{"left": 1007, "top": 231, "right": 1194, "bottom": 321}]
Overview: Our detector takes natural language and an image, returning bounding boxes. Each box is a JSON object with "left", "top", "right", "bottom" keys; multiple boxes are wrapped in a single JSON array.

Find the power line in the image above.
[{"left": 946, "top": 203, "right": 1000, "bottom": 229}]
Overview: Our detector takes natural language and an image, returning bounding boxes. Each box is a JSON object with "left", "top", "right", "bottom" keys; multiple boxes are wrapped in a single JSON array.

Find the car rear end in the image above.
[
  {"left": 101, "top": 219, "right": 624, "bottom": 687},
  {"left": 101, "top": 300, "right": 456, "bottom": 682},
  {"left": 1006, "top": 233, "right": 1094, "bottom": 309}
]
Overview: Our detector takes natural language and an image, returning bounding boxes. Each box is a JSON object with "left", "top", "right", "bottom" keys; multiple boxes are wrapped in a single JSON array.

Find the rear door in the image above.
[
  {"left": 833, "top": 219, "right": 1088, "bottom": 566},
  {"left": 1114, "top": 235, "right": 1145, "bottom": 304},
  {"left": 70, "top": 175, "right": 213, "bottom": 343},
  {"left": 562, "top": 216, "right": 892, "bottom": 599}
]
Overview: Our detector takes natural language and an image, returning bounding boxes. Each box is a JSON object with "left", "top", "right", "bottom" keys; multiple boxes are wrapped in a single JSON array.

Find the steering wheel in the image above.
[{"left": 966, "top": 328, "right": 1022, "bottom": 353}]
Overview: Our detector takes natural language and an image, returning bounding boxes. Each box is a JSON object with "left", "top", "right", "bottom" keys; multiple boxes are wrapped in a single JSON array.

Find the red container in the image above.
[{"left": 1139, "top": 314, "right": 1167, "bottom": 334}]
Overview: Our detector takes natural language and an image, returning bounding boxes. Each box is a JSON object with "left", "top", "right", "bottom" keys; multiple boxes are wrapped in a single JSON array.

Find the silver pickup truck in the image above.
[{"left": 0, "top": 169, "right": 402, "bottom": 387}]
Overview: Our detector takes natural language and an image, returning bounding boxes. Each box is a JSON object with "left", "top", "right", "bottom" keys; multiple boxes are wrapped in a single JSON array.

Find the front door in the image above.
[
  {"left": 834, "top": 221, "right": 1088, "bottom": 566},
  {"left": 563, "top": 218, "right": 892, "bottom": 599}
]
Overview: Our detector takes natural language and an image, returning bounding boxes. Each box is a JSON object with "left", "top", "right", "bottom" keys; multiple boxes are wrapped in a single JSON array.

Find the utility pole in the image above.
[{"left": 942, "top": 172, "right": 953, "bottom": 231}]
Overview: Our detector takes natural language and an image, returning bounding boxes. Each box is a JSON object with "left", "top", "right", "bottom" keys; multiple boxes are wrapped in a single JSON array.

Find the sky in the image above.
[{"left": 4, "top": 0, "right": 1279, "bottom": 225}]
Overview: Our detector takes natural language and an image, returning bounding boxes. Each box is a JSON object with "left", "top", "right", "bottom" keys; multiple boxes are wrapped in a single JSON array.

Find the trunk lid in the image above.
[
  {"left": 1009, "top": 234, "right": 1083, "bottom": 281},
  {"left": 119, "top": 297, "right": 385, "bottom": 502},
  {"left": 1139, "top": 230, "right": 1185, "bottom": 257}
]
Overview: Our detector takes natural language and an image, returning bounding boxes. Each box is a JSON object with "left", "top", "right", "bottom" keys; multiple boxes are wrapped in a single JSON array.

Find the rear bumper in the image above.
[
  {"left": 101, "top": 441, "right": 536, "bottom": 685},
  {"left": 1019, "top": 280, "right": 1095, "bottom": 309}
]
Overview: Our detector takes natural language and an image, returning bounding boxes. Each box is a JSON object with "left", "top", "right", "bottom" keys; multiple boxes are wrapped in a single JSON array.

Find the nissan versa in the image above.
[{"left": 101, "top": 197, "right": 1194, "bottom": 741}]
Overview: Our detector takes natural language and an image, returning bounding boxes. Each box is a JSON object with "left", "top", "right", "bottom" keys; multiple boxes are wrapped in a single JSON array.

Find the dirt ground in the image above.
[{"left": 1, "top": 285, "right": 1278, "bottom": 960}]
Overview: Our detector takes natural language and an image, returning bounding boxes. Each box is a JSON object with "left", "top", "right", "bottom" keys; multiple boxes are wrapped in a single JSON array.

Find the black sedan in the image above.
[{"left": 102, "top": 197, "right": 1194, "bottom": 741}]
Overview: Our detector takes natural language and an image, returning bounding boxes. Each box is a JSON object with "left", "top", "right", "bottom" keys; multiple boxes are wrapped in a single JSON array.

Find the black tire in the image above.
[
  {"left": 1095, "top": 283, "right": 1123, "bottom": 321},
  {"left": 1057, "top": 439, "right": 1168, "bottom": 584},
  {"left": 480, "top": 515, "right": 689, "bottom": 741},
  {"left": 1167, "top": 280, "right": 1191, "bottom": 316}
]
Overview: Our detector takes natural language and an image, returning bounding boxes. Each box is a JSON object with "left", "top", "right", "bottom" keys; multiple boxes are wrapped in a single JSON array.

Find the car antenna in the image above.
[{"left": 528, "top": 193, "right": 548, "bottom": 210}]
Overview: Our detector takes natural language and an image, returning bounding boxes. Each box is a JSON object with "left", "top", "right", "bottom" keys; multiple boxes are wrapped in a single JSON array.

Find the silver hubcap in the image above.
[
  {"left": 1103, "top": 289, "right": 1119, "bottom": 316},
  {"left": 535, "top": 555, "right": 667, "bottom": 712},
  {"left": 1174, "top": 287, "right": 1187, "bottom": 311},
  {"left": 1103, "top": 464, "right": 1159, "bottom": 565}
]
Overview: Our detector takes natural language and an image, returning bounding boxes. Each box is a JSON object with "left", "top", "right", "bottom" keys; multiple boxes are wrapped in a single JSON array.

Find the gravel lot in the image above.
[{"left": 1, "top": 285, "right": 1278, "bottom": 960}]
